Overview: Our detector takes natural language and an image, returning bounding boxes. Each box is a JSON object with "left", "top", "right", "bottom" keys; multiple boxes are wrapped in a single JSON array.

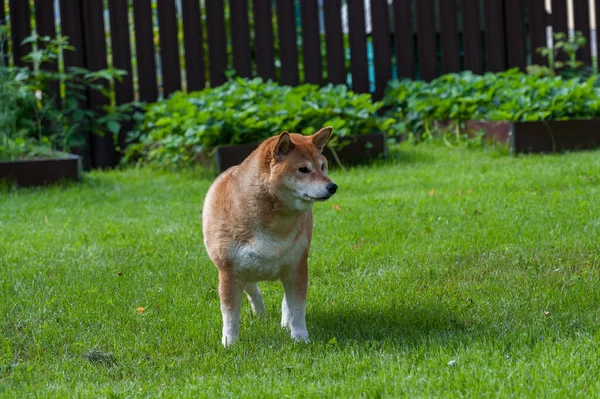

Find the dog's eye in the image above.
[
  {"left": 321, "top": 164, "right": 325, "bottom": 171},
  {"left": 298, "top": 167, "right": 310, "bottom": 174}
]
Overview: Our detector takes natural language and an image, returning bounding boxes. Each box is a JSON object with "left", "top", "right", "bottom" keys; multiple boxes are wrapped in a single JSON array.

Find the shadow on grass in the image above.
[{"left": 309, "top": 302, "right": 472, "bottom": 346}]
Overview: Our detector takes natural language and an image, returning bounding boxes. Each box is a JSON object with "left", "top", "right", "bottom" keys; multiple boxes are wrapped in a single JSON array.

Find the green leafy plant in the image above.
[
  {"left": 0, "top": 27, "right": 137, "bottom": 161},
  {"left": 527, "top": 31, "right": 590, "bottom": 78},
  {"left": 384, "top": 69, "right": 600, "bottom": 141},
  {"left": 125, "top": 78, "right": 397, "bottom": 168}
]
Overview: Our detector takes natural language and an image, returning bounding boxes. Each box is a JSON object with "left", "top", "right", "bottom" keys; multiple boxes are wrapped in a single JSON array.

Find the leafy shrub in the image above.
[
  {"left": 528, "top": 31, "right": 593, "bottom": 79},
  {"left": 0, "top": 26, "right": 135, "bottom": 161},
  {"left": 384, "top": 69, "right": 600, "bottom": 138},
  {"left": 125, "top": 78, "right": 397, "bottom": 168}
]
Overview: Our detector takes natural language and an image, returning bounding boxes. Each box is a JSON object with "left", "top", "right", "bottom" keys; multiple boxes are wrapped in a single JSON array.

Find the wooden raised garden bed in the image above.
[
  {"left": 214, "top": 132, "right": 387, "bottom": 173},
  {"left": 0, "top": 154, "right": 82, "bottom": 187},
  {"left": 453, "top": 120, "right": 600, "bottom": 153},
  {"left": 510, "top": 120, "right": 600, "bottom": 153}
]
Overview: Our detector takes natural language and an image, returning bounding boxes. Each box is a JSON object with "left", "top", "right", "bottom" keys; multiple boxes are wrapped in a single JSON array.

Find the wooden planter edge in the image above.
[{"left": 0, "top": 153, "right": 83, "bottom": 187}]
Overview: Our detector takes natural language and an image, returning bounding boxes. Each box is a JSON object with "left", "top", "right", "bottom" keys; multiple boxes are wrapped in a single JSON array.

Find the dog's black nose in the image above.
[{"left": 326, "top": 183, "right": 338, "bottom": 195}]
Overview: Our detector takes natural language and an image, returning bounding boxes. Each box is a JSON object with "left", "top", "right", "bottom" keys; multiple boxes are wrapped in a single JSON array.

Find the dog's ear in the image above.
[
  {"left": 274, "top": 131, "right": 295, "bottom": 157},
  {"left": 311, "top": 126, "right": 333, "bottom": 153}
]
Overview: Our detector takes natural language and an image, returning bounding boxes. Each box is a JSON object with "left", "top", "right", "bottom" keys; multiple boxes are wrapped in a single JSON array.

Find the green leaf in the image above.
[{"left": 106, "top": 120, "right": 121, "bottom": 135}]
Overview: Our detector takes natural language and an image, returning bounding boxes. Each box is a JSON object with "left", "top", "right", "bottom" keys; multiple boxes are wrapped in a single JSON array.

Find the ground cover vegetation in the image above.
[
  {"left": 1, "top": 144, "right": 599, "bottom": 397},
  {"left": 0, "top": 25, "right": 135, "bottom": 161}
]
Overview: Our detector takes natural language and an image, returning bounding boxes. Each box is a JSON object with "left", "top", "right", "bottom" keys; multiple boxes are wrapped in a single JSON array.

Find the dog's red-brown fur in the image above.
[{"left": 202, "top": 128, "right": 336, "bottom": 345}]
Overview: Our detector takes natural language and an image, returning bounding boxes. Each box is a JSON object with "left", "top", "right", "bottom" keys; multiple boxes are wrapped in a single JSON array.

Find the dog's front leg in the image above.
[
  {"left": 281, "top": 257, "right": 309, "bottom": 342},
  {"left": 218, "top": 269, "right": 244, "bottom": 347}
]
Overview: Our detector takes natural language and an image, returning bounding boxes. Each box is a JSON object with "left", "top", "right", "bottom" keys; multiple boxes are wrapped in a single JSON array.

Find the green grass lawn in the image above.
[{"left": 1, "top": 144, "right": 600, "bottom": 397}]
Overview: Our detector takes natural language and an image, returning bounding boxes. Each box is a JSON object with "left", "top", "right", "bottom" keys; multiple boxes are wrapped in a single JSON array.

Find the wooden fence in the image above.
[{"left": 1, "top": 0, "right": 599, "bottom": 168}]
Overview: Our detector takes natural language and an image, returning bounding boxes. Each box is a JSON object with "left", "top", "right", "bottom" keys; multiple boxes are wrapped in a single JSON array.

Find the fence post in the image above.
[
  {"left": 462, "top": 0, "right": 483, "bottom": 74},
  {"left": 182, "top": 0, "right": 206, "bottom": 91},
  {"left": 59, "top": 0, "right": 92, "bottom": 169},
  {"left": 157, "top": 0, "right": 182, "bottom": 96},
  {"left": 347, "top": 0, "right": 369, "bottom": 92},
  {"left": 206, "top": 0, "right": 228, "bottom": 86},
  {"left": 551, "top": 0, "right": 568, "bottom": 61},
  {"left": 8, "top": 0, "right": 31, "bottom": 67},
  {"left": 371, "top": 0, "right": 392, "bottom": 99},
  {"left": 323, "top": 0, "right": 346, "bottom": 85},
  {"left": 504, "top": 0, "right": 527, "bottom": 71},
  {"left": 230, "top": 0, "right": 252, "bottom": 78},
  {"left": 416, "top": 0, "right": 437, "bottom": 80},
  {"left": 276, "top": 0, "right": 299, "bottom": 86},
  {"left": 393, "top": 0, "right": 416, "bottom": 79},
  {"left": 132, "top": 0, "right": 159, "bottom": 103},
  {"left": 301, "top": 0, "right": 323, "bottom": 85},
  {"left": 81, "top": 0, "right": 115, "bottom": 168},
  {"left": 439, "top": 0, "right": 460, "bottom": 74},
  {"left": 1, "top": 0, "right": 7, "bottom": 66},
  {"left": 108, "top": 0, "right": 134, "bottom": 153},
  {"left": 573, "top": 0, "right": 592, "bottom": 65},
  {"left": 529, "top": 0, "right": 548, "bottom": 66},
  {"left": 483, "top": 0, "right": 507, "bottom": 72},
  {"left": 253, "top": 0, "right": 276, "bottom": 81}
]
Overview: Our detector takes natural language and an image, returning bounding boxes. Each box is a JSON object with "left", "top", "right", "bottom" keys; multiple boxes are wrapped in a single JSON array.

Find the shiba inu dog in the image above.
[{"left": 202, "top": 127, "right": 338, "bottom": 346}]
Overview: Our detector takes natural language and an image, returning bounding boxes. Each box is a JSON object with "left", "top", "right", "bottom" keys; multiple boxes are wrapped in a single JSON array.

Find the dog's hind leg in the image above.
[
  {"left": 244, "top": 282, "right": 266, "bottom": 316},
  {"left": 218, "top": 270, "right": 244, "bottom": 347}
]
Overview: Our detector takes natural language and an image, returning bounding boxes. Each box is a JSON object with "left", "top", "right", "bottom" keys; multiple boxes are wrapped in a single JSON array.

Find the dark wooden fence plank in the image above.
[
  {"left": 393, "top": 0, "right": 415, "bottom": 79},
  {"left": 9, "top": 0, "right": 31, "bottom": 66},
  {"left": 416, "top": 0, "right": 437, "bottom": 80},
  {"left": 81, "top": 0, "right": 115, "bottom": 168},
  {"left": 59, "top": 0, "right": 91, "bottom": 169},
  {"left": 0, "top": 0, "right": 6, "bottom": 66},
  {"left": 108, "top": 0, "right": 134, "bottom": 103},
  {"left": 551, "top": 0, "right": 568, "bottom": 36},
  {"left": 483, "top": 0, "right": 506, "bottom": 72},
  {"left": 181, "top": 0, "right": 205, "bottom": 91},
  {"left": 230, "top": 0, "right": 252, "bottom": 78},
  {"left": 462, "top": 0, "right": 483, "bottom": 73},
  {"left": 347, "top": 0, "right": 369, "bottom": 92},
  {"left": 157, "top": 0, "right": 181, "bottom": 96},
  {"left": 371, "top": 0, "right": 391, "bottom": 99},
  {"left": 503, "top": 0, "right": 526, "bottom": 70},
  {"left": 529, "top": 0, "right": 547, "bottom": 65},
  {"left": 108, "top": 0, "right": 134, "bottom": 151},
  {"left": 132, "top": 0, "right": 158, "bottom": 102},
  {"left": 205, "top": 0, "right": 228, "bottom": 86},
  {"left": 573, "top": 0, "right": 591, "bottom": 65},
  {"left": 34, "top": 0, "right": 56, "bottom": 38},
  {"left": 253, "top": 0, "right": 275, "bottom": 81},
  {"left": 301, "top": 0, "right": 322, "bottom": 84},
  {"left": 439, "top": 0, "right": 460, "bottom": 74},
  {"left": 276, "top": 0, "right": 299, "bottom": 86},
  {"left": 33, "top": 0, "right": 56, "bottom": 41},
  {"left": 34, "top": 0, "right": 58, "bottom": 98},
  {"left": 322, "top": 0, "right": 345, "bottom": 84},
  {"left": 596, "top": 0, "right": 600, "bottom": 69},
  {"left": 181, "top": 0, "right": 206, "bottom": 91}
]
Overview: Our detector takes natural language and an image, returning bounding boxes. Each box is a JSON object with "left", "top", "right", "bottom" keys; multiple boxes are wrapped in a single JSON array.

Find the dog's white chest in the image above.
[{"left": 230, "top": 230, "right": 308, "bottom": 281}]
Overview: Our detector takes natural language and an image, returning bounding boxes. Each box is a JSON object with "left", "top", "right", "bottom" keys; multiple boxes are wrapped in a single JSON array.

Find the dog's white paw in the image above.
[
  {"left": 291, "top": 330, "right": 309, "bottom": 343},
  {"left": 221, "top": 334, "right": 238, "bottom": 347}
]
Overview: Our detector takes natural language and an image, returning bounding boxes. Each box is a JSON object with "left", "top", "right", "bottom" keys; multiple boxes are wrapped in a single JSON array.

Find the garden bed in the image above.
[
  {"left": 435, "top": 119, "right": 600, "bottom": 153},
  {"left": 0, "top": 153, "right": 82, "bottom": 187},
  {"left": 214, "top": 132, "right": 387, "bottom": 173},
  {"left": 510, "top": 119, "right": 600, "bottom": 153}
]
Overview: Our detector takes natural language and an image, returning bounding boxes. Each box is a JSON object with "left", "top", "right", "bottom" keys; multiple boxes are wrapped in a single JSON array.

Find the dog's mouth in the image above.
[{"left": 302, "top": 195, "right": 331, "bottom": 202}]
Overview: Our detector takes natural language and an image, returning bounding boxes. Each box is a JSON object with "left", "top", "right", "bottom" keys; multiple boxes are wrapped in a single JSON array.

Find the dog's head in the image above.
[{"left": 267, "top": 127, "right": 338, "bottom": 211}]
